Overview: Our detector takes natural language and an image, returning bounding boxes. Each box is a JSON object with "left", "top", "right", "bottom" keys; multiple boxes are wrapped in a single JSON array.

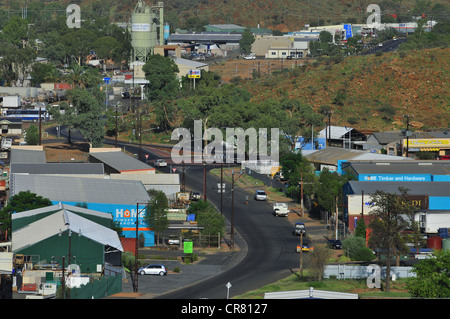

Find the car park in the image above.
[
  {"left": 254, "top": 190, "right": 267, "bottom": 201},
  {"left": 154, "top": 159, "right": 167, "bottom": 167},
  {"left": 138, "top": 264, "right": 167, "bottom": 276}
]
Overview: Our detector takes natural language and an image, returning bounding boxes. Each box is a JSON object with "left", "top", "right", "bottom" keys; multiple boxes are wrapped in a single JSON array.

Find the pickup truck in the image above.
[{"left": 273, "top": 203, "right": 289, "bottom": 217}]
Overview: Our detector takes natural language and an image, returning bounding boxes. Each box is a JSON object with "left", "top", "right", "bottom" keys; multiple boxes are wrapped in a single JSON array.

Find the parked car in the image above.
[
  {"left": 138, "top": 264, "right": 167, "bottom": 276},
  {"left": 167, "top": 235, "right": 180, "bottom": 245},
  {"left": 254, "top": 190, "right": 267, "bottom": 201},
  {"left": 121, "top": 91, "right": 130, "bottom": 99},
  {"left": 154, "top": 159, "right": 167, "bottom": 167},
  {"left": 243, "top": 53, "right": 256, "bottom": 60},
  {"left": 328, "top": 239, "right": 343, "bottom": 249}
]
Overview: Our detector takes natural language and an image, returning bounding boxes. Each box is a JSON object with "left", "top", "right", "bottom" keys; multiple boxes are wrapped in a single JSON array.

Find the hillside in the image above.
[
  {"left": 20, "top": 0, "right": 449, "bottom": 32},
  {"left": 213, "top": 48, "right": 449, "bottom": 132}
]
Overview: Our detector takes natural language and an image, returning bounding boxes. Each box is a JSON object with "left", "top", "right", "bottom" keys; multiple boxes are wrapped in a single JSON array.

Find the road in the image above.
[{"left": 47, "top": 127, "right": 323, "bottom": 299}]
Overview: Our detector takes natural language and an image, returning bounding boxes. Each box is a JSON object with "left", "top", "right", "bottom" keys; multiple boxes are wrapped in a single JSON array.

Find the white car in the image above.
[
  {"left": 138, "top": 264, "right": 167, "bottom": 276},
  {"left": 154, "top": 159, "right": 167, "bottom": 167},
  {"left": 244, "top": 54, "right": 256, "bottom": 60},
  {"left": 254, "top": 190, "right": 267, "bottom": 201}
]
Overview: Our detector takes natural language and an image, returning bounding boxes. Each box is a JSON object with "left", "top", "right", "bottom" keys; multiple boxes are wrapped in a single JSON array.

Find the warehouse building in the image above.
[
  {"left": 342, "top": 160, "right": 450, "bottom": 234},
  {"left": 10, "top": 174, "right": 154, "bottom": 246},
  {"left": 12, "top": 204, "right": 123, "bottom": 274}
]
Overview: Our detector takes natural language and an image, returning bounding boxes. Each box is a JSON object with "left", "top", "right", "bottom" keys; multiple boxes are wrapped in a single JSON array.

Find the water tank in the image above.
[
  {"left": 427, "top": 236, "right": 442, "bottom": 250},
  {"left": 130, "top": 0, "right": 157, "bottom": 61},
  {"left": 442, "top": 238, "right": 450, "bottom": 251}
]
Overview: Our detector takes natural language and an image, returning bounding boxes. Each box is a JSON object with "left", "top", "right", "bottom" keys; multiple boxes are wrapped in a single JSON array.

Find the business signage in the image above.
[
  {"left": 53, "top": 201, "right": 155, "bottom": 246},
  {"left": 404, "top": 139, "right": 450, "bottom": 148},
  {"left": 131, "top": 23, "right": 150, "bottom": 32},
  {"left": 188, "top": 69, "right": 201, "bottom": 78},
  {"left": 343, "top": 24, "right": 352, "bottom": 39},
  {"left": 360, "top": 174, "right": 432, "bottom": 182}
]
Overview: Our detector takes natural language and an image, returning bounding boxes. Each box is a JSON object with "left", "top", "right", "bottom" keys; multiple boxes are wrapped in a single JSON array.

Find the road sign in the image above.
[
  {"left": 184, "top": 240, "right": 193, "bottom": 254},
  {"left": 226, "top": 282, "right": 232, "bottom": 299},
  {"left": 188, "top": 69, "right": 201, "bottom": 78},
  {"left": 217, "top": 183, "right": 225, "bottom": 193}
]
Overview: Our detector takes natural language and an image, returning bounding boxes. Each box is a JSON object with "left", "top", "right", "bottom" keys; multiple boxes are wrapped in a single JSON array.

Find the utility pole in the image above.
[{"left": 231, "top": 170, "right": 235, "bottom": 249}]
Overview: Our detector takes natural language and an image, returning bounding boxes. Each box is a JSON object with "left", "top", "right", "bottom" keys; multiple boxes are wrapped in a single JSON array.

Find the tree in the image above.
[
  {"left": 25, "top": 125, "right": 39, "bottom": 145},
  {"left": 407, "top": 250, "right": 450, "bottom": 298},
  {"left": 142, "top": 54, "right": 179, "bottom": 101},
  {"left": 144, "top": 190, "right": 169, "bottom": 246},
  {"left": 308, "top": 246, "right": 331, "bottom": 281},
  {"left": 239, "top": 28, "right": 255, "bottom": 55},
  {"left": 0, "top": 191, "right": 52, "bottom": 236},
  {"left": 188, "top": 200, "right": 225, "bottom": 237},
  {"left": 367, "top": 187, "right": 416, "bottom": 292},
  {"left": 51, "top": 89, "right": 105, "bottom": 147}
]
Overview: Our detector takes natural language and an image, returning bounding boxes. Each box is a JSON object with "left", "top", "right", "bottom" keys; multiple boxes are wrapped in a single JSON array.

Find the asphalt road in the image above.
[{"left": 47, "top": 127, "right": 323, "bottom": 299}]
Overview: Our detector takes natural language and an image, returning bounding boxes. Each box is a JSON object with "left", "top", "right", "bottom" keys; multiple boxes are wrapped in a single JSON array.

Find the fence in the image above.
[{"left": 323, "top": 264, "right": 416, "bottom": 280}]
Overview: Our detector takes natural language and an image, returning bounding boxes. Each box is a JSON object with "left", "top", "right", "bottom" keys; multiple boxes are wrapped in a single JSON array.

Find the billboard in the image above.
[{"left": 53, "top": 201, "right": 155, "bottom": 246}]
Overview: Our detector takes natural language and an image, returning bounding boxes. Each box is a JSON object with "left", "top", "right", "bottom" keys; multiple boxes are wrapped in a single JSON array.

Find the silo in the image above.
[{"left": 130, "top": 0, "right": 164, "bottom": 63}]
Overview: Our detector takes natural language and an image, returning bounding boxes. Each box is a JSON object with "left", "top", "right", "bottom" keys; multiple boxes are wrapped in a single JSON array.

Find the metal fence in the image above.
[{"left": 323, "top": 264, "right": 416, "bottom": 280}]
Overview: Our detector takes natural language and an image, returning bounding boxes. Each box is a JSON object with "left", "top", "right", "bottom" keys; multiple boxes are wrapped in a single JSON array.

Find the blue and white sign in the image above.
[
  {"left": 343, "top": 24, "right": 353, "bottom": 39},
  {"left": 53, "top": 201, "right": 155, "bottom": 246},
  {"left": 359, "top": 174, "right": 432, "bottom": 182}
]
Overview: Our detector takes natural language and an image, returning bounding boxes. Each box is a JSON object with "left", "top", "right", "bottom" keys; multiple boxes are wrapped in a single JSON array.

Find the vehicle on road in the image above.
[
  {"left": 273, "top": 202, "right": 289, "bottom": 217},
  {"left": 154, "top": 159, "right": 167, "bottom": 167},
  {"left": 139, "top": 264, "right": 167, "bottom": 276},
  {"left": 190, "top": 191, "right": 201, "bottom": 201},
  {"left": 328, "top": 239, "right": 343, "bottom": 249},
  {"left": 293, "top": 222, "right": 306, "bottom": 236},
  {"left": 254, "top": 190, "right": 267, "bottom": 201},
  {"left": 167, "top": 235, "right": 180, "bottom": 245},
  {"left": 243, "top": 53, "right": 256, "bottom": 60},
  {"left": 296, "top": 245, "right": 314, "bottom": 252}
]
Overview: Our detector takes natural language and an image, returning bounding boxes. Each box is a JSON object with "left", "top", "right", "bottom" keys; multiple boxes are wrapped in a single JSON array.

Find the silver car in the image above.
[
  {"left": 138, "top": 264, "right": 167, "bottom": 276},
  {"left": 254, "top": 190, "right": 267, "bottom": 201}
]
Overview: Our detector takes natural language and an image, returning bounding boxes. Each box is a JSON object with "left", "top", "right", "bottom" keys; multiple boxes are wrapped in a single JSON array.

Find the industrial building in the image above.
[
  {"left": 342, "top": 160, "right": 450, "bottom": 235},
  {"left": 12, "top": 204, "right": 124, "bottom": 274}
]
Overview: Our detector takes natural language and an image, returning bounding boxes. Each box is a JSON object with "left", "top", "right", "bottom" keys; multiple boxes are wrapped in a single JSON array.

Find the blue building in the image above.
[{"left": 342, "top": 160, "right": 450, "bottom": 234}]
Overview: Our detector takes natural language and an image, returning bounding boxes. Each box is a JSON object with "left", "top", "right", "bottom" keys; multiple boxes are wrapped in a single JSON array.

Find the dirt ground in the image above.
[
  {"left": 209, "top": 58, "right": 307, "bottom": 81},
  {"left": 42, "top": 140, "right": 90, "bottom": 163}
]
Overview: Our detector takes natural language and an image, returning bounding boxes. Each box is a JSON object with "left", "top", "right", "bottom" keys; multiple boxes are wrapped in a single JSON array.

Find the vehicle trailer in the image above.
[{"left": 416, "top": 211, "right": 450, "bottom": 234}]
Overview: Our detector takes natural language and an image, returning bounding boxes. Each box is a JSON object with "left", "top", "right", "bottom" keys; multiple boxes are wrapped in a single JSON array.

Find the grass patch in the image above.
[{"left": 234, "top": 273, "right": 412, "bottom": 299}]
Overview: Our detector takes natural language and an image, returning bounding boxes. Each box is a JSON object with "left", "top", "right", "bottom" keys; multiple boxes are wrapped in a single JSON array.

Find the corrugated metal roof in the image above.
[
  {"left": 11, "top": 203, "right": 113, "bottom": 223},
  {"left": 168, "top": 33, "right": 241, "bottom": 42},
  {"left": 10, "top": 163, "right": 105, "bottom": 175},
  {"left": 304, "top": 147, "right": 411, "bottom": 165},
  {"left": 12, "top": 209, "right": 123, "bottom": 252},
  {"left": 10, "top": 174, "right": 150, "bottom": 205},
  {"left": 10, "top": 149, "right": 46, "bottom": 164},
  {"left": 89, "top": 150, "right": 154, "bottom": 172},
  {"left": 173, "top": 57, "right": 208, "bottom": 68},
  {"left": 346, "top": 181, "right": 450, "bottom": 196}
]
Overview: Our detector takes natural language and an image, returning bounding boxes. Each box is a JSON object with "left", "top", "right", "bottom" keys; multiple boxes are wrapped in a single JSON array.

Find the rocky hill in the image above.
[{"left": 223, "top": 48, "right": 449, "bottom": 132}]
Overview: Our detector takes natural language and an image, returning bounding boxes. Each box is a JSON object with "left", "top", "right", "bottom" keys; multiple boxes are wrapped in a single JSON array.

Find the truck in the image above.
[
  {"left": 293, "top": 222, "right": 306, "bottom": 236},
  {"left": 1, "top": 137, "right": 12, "bottom": 151},
  {"left": 273, "top": 203, "right": 289, "bottom": 217},
  {"left": 416, "top": 211, "right": 450, "bottom": 234}
]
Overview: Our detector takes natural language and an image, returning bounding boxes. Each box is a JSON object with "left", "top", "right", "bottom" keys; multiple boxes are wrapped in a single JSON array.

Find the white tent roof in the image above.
[{"left": 12, "top": 209, "right": 123, "bottom": 252}]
